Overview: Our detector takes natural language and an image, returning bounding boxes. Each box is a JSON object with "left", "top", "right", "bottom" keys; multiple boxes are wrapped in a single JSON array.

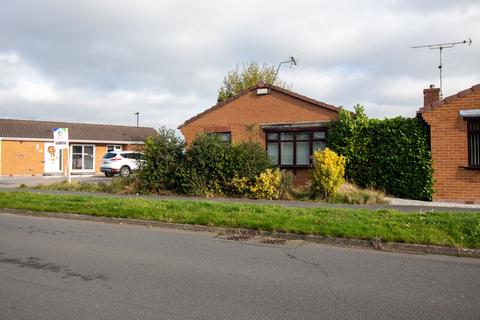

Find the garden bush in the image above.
[
  {"left": 179, "top": 134, "right": 273, "bottom": 197},
  {"left": 137, "top": 127, "right": 184, "bottom": 193},
  {"left": 310, "top": 148, "right": 346, "bottom": 199},
  {"left": 328, "top": 105, "right": 434, "bottom": 200},
  {"left": 250, "top": 168, "right": 281, "bottom": 199}
]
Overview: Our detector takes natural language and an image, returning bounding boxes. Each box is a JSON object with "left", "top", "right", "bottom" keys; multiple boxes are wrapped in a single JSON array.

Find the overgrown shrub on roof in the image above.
[{"left": 327, "top": 105, "right": 434, "bottom": 200}]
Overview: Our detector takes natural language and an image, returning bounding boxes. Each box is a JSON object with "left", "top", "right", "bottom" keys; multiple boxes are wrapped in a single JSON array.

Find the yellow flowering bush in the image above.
[
  {"left": 250, "top": 168, "right": 281, "bottom": 200},
  {"left": 229, "top": 176, "right": 251, "bottom": 198},
  {"left": 310, "top": 148, "right": 346, "bottom": 199}
]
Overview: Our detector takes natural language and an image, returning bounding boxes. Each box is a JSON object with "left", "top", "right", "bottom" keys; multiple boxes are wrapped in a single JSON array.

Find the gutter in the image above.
[{"left": 0, "top": 137, "right": 145, "bottom": 144}]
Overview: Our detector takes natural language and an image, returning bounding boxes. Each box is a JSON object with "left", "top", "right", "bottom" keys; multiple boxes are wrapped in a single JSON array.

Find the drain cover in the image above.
[
  {"left": 260, "top": 238, "right": 287, "bottom": 245},
  {"left": 226, "top": 234, "right": 252, "bottom": 241}
]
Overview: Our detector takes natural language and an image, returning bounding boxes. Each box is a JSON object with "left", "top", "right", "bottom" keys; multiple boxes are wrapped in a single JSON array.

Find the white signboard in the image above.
[{"left": 53, "top": 128, "right": 69, "bottom": 149}]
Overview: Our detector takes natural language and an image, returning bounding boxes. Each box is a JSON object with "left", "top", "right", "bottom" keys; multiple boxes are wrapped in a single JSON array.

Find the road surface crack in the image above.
[
  {"left": 286, "top": 252, "right": 329, "bottom": 278},
  {"left": 0, "top": 255, "right": 108, "bottom": 282}
]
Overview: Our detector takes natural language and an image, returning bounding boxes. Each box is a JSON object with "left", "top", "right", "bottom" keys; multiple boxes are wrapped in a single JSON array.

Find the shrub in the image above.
[
  {"left": 328, "top": 106, "right": 434, "bottom": 200},
  {"left": 310, "top": 148, "right": 346, "bottom": 199},
  {"left": 229, "top": 176, "right": 252, "bottom": 198},
  {"left": 278, "top": 170, "right": 294, "bottom": 200},
  {"left": 181, "top": 134, "right": 272, "bottom": 196},
  {"left": 137, "top": 127, "right": 184, "bottom": 193},
  {"left": 232, "top": 142, "right": 273, "bottom": 180},
  {"left": 181, "top": 134, "right": 236, "bottom": 196},
  {"left": 250, "top": 169, "right": 281, "bottom": 199}
]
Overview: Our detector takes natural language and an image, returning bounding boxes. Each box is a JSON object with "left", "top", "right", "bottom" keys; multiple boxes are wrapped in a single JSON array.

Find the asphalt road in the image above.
[{"left": 0, "top": 212, "right": 479, "bottom": 320}]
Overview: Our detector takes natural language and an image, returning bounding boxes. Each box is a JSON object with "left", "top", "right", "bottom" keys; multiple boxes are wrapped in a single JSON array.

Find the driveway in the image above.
[{"left": 0, "top": 212, "right": 479, "bottom": 320}]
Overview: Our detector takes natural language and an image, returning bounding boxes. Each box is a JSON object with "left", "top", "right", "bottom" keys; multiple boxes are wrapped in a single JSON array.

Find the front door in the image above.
[{"left": 44, "top": 143, "right": 63, "bottom": 174}]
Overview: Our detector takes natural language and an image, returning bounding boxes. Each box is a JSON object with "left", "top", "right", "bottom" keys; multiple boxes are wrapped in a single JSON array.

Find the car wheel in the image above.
[{"left": 119, "top": 166, "right": 131, "bottom": 177}]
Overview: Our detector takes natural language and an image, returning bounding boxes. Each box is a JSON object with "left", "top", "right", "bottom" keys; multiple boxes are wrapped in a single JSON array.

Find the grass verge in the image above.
[
  {"left": 34, "top": 178, "right": 136, "bottom": 194},
  {"left": 0, "top": 191, "right": 479, "bottom": 248}
]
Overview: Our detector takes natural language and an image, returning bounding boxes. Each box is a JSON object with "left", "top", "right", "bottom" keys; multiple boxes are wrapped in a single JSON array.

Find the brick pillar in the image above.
[{"left": 423, "top": 85, "right": 440, "bottom": 107}]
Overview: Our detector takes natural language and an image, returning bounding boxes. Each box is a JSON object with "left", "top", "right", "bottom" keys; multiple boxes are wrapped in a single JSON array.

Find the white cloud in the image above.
[{"left": 0, "top": 0, "right": 479, "bottom": 134}]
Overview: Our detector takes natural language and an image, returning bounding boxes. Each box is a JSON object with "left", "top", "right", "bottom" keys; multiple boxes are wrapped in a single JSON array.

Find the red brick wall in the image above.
[
  {"left": 0, "top": 141, "right": 144, "bottom": 176},
  {"left": 180, "top": 89, "right": 338, "bottom": 147},
  {"left": 421, "top": 86, "right": 480, "bottom": 203},
  {"left": 0, "top": 140, "right": 44, "bottom": 176},
  {"left": 179, "top": 89, "right": 339, "bottom": 185}
]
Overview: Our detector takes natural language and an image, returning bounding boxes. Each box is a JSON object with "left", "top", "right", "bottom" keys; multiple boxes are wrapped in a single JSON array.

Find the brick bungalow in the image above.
[
  {"left": 418, "top": 83, "right": 480, "bottom": 203},
  {"left": 0, "top": 119, "right": 157, "bottom": 176},
  {"left": 178, "top": 82, "right": 340, "bottom": 184}
]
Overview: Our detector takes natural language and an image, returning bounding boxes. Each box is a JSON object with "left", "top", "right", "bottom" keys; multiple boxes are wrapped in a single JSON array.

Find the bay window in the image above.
[{"left": 266, "top": 130, "right": 327, "bottom": 167}]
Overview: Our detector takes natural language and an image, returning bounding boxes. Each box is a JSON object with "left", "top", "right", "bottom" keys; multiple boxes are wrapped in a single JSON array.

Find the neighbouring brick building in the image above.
[
  {"left": 418, "top": 83, "right": 480, "bottom": 203},
  {"left": 178, "top": 82, "right": 340, "bottom": 184},
  {"left": 0, "top": 119, "right": 157, "bottom": 176}
]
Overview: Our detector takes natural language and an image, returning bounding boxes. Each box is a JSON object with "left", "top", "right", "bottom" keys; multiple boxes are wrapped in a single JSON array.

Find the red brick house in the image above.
[
  {"left": 0, "top": 119, "right": 157, "bottom": 176},
  {"left": 418, "top": 83, "right": 480, "bottom": 203},
  {"left": 178, "top": 82, "right": 340, "bottom": 184}
]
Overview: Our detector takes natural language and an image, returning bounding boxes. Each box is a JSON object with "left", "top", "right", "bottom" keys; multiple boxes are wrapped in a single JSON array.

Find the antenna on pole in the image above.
[
  {"left": 412, "top": 38, "right": 472, "bottom": 99},
  {"left": 134, "top": 112, "right": 140, "bottom": 127},
  {"left": 272, "top": 56, "right": 297, "bottom": 84}
]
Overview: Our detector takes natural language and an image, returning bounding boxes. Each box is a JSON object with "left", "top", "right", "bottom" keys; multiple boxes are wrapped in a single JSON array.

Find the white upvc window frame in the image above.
[
  {"left": 71, "top": 144, "right": 96, "bottom": 172},
  {"left": 107, "top": 145, "right": 122, "bottom": 152}
]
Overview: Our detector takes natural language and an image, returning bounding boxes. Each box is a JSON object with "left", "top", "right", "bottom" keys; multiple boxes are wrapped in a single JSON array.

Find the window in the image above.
[
  {"left": 103, "top": 152, "right": 118, "bottom": 159},
  {"left": 468, "top": 120, "right": 480, "bottom": 167},
  {"left": 120, "top": 152, "right": 143, "bottom": 160},
  {"left": 266, "top": 130, "right": 327, "bottom": 167},
  {"left": 206, "top": 132, "right": 231, "bottom": 143},
  {"left": 71, "top": 145, "right": 95, "bottom": 171},
  {"left": 107, "top": 145, "right": 122, "bottom": 152}
]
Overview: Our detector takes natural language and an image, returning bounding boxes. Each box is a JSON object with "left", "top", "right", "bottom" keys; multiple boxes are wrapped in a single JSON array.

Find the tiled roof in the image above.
[
  {"left": 178, "top": 83, "right": 340, "bottom": 128},
  {"left": 0, "top": 118, "right": 157, "bottom": 142},
  {"left": 418, "top": 83, "right": 480, "bottom": 114}
]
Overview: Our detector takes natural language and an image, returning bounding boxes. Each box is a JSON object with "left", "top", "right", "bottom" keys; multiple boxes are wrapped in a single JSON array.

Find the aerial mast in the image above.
[
  {"left": 272, "top": 56, "right": 297, "bottom": 84},
  {"left": 412, "top": 38, "right": 472, "bottom": 99}
]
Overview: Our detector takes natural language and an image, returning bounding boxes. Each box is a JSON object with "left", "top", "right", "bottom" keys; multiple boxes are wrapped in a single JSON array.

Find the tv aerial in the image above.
[
  {"left": 412, "top": 38, "right": 472, "bottom": 99},
  {"left": 273, "top": 56, "right": 297, "bottom": 84}
]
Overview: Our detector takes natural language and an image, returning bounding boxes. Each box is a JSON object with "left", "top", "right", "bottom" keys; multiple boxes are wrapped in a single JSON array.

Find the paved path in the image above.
[
  {"left": 0, "top": 212, "right": 479, "bottom": 320},
  {"left": 0, "top": 175, "right": 110, "bottom": 188}
]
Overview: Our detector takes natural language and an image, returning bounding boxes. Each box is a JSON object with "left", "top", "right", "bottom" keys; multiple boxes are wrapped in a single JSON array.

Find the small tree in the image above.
[
  {"left": 310, "top": 148, "right": 346, "bottom": 199},
  {"left": 138, "top": 127, "right": 184, "bottom": 193},
  {"left": 217, "top": 62, "right": 291, "bottom": 103}
]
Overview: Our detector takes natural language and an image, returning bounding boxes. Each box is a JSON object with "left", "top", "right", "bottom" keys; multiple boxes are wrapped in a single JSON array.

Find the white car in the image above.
[{"left": 100, "top": 151, "right": 144, "bottom": 177}]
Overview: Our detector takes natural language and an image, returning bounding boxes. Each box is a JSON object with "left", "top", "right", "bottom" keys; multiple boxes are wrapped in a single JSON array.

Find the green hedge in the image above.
[{"left": 328, "top": 105, "right": 434, "bottom": 200}]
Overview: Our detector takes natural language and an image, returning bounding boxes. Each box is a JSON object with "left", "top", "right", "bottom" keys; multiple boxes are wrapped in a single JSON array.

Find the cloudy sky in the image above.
[{"left": 1, "top": 0, "right": 479, "bottom": 132}]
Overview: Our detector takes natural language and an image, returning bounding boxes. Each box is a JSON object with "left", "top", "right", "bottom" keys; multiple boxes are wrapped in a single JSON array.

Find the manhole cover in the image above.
[
  {"left": 226, "top": 234, "right": 252, "bottom": 241},
  {"left": 259, "top": 238, "right": 287, "bottom": 245}
]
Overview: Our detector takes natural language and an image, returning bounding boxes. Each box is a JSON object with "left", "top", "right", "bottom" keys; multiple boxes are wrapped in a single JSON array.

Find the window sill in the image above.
[
  {"left": 278, "top": 165, "right": 311, "bottom": 169},
  {"left": 459, "top": 165, "right": 480, "bottom": 171}
]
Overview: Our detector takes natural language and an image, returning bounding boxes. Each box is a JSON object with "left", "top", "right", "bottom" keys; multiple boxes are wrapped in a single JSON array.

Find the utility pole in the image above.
[
  {"left": 412, "top": 38, "right": 472, "bottom": 99},
  {"left": 134, "top": 112, "right": 139, "bottom": 127}
]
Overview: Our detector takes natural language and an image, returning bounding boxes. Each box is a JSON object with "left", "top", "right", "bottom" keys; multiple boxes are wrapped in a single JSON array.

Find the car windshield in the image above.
[{"left": 103, "top": 152, "right": 117, "bottom": 159}]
